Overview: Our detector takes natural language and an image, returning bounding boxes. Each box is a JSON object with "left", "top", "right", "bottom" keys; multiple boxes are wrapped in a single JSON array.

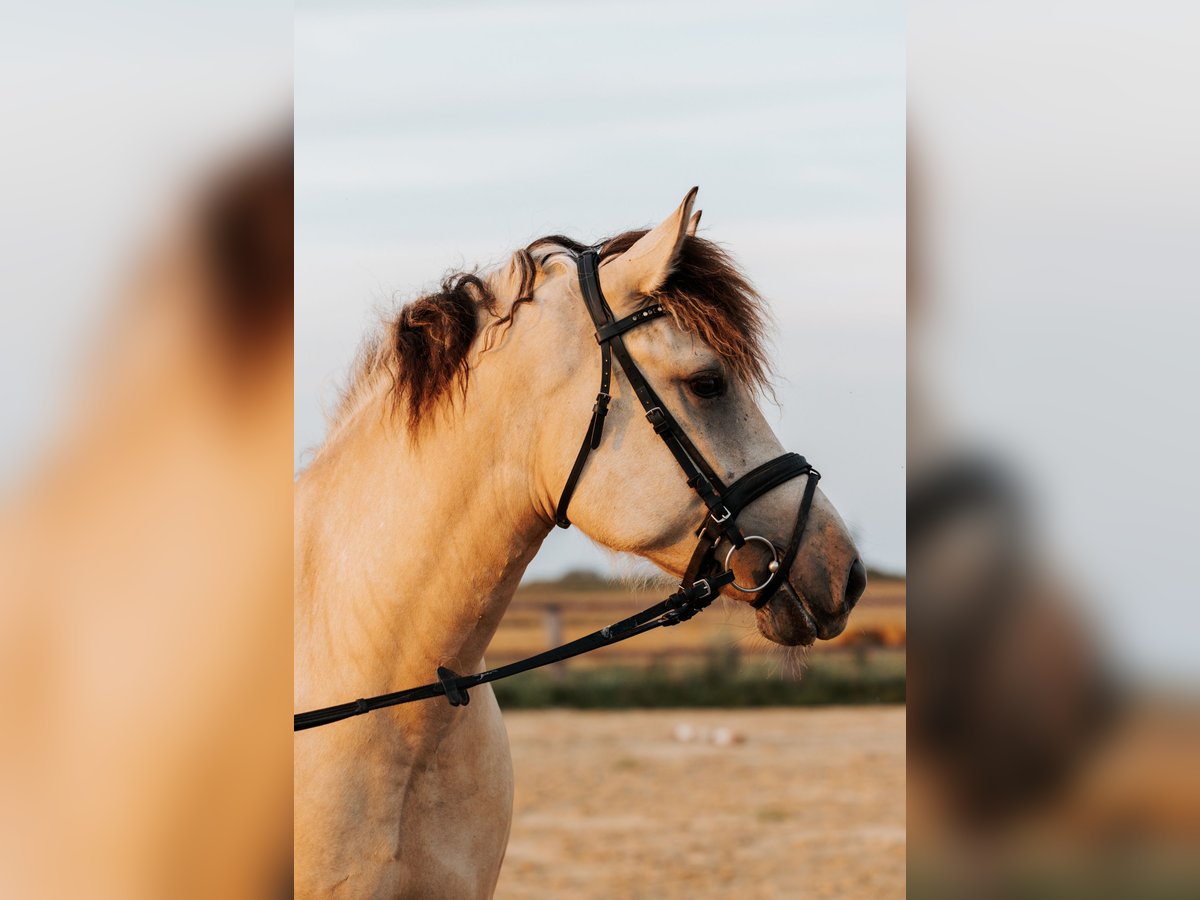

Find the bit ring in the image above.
[{"left": 724, "top": 535, "right": 780, "bottom": 593}]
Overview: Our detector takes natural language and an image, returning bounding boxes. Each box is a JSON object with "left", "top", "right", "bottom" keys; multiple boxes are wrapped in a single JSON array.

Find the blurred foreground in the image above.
[
  {"left": 0, "top": 6, "right": 291, "bottom": 898},
  {"left": 497, "top": 707, "right": 905, "bottom": 899},
  {"left": 0, "top": 134, "right": 294, "bottom": 899}
]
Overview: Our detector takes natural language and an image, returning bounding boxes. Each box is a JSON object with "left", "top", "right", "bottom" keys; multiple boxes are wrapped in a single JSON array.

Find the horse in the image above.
[{"left": 294, "top": 189, "right": 865, "bottom": 898}]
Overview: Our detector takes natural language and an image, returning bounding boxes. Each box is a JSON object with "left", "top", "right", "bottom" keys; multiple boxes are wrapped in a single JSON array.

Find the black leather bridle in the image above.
[
  {"left": 294, "top": 247, "right": 821, "bottom": 732},
  {"left": 555, "top": 247, "right": 820, "bottom": 611}
]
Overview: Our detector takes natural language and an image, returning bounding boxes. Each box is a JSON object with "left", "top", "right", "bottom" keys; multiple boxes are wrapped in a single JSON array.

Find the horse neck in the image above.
[{"left": 294, "top": 383, "right": 550, "bottom": 702}]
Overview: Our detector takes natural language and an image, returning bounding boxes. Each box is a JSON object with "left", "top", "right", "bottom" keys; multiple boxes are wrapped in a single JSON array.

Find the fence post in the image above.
[{"left": 544, "top": 603, "right": 564, "bottom": 679}]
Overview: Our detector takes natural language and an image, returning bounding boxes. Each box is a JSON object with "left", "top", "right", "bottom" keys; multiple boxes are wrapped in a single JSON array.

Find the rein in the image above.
[
  {"left": 294, "top": 570, "right": 734, "bottom": 731},
  {"left": 294, "top": 247, "right": 820, "bottom": 733}
]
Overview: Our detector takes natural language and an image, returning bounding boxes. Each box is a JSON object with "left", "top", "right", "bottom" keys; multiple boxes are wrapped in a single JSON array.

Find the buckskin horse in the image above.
[{"left": 294, "top": 189, "right": 865, "bottom": 897}]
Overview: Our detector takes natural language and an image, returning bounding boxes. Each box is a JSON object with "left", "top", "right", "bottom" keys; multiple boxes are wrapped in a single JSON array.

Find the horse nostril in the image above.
[{"left": 844, "top": 558, "right": 867, "bottom": 612}]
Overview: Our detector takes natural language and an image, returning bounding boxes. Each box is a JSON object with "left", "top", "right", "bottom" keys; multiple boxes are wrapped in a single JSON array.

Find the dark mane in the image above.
[
  {"left": 601, "top": 230, "right": 771, "bottom": 392},
  {"left": 333, "top": 229, "right": 771, "bottom": 435}
]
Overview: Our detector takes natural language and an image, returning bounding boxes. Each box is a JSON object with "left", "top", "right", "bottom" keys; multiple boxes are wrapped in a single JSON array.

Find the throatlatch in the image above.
[{"left": 294, "top": 247, "right": 822, "bottom": 733}]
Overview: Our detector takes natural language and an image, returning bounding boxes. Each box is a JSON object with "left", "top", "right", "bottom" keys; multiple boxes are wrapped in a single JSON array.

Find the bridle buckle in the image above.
[
  {"left": 710, "top": 505, "right": 732, "bottom": 525},
  {"left": 645, "top": 407, "right": 670, "bottom": 434}
]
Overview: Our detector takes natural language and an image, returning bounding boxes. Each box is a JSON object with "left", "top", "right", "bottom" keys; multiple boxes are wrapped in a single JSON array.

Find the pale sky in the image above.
[{"left": 295, "top": 0, "right": 905, "bottom": 579}]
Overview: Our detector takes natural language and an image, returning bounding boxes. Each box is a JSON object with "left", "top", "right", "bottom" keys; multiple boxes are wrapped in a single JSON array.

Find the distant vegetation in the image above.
[
  {"left": 493, "top": 646, "right": 905, "bottom": 710},
  {"left": 523, "top": 568, "right": 624, "bottom": 591}
]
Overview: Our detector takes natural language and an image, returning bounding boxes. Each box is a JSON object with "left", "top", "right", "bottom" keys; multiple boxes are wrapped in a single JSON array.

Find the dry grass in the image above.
[{"left": 495, "top": 707, "right": 906, "bottom": 899}]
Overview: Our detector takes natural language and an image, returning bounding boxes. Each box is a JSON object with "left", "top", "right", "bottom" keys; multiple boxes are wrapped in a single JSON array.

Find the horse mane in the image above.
[{"left": 331, "top": 230, "right": 772, "bottom": 437}]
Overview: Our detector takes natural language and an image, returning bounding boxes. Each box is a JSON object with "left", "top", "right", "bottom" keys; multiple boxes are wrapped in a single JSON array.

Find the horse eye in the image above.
[{"left": 687, "top": 373, "right": 726, "bottom": 400}]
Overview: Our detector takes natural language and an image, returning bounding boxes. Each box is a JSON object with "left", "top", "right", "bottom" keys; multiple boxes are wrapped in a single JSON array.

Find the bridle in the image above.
[
  {"left": 294, "top": 246, "right": 821, "bottom": 732},
  {"left": 556, "top": 247, "right": 820, "bottom": 608}
]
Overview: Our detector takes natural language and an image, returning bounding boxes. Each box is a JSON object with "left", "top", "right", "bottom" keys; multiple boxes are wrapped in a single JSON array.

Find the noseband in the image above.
[
  {"left": 555, "top": 248, "right": 821, "bottom": 611},
  {"left": 294, "top": 248, "right": 823, "bottom": 732}
]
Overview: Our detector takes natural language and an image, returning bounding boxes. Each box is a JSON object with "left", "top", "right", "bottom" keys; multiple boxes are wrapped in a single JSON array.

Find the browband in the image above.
[{"left": 595, "top": 305, "right": 667, "bottom": 343}]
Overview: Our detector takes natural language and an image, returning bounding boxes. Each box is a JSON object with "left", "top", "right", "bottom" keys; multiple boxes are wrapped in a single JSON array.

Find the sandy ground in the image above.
[{"left": 495, "top": 707, "right": 905, "bottom": 899}]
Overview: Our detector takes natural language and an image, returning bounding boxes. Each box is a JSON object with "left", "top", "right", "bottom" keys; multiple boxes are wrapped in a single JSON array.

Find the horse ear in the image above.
[
  {"left": 686, "top": 209, "right": 702, "bottom": 237},
  {"left": 599, "top": 187, "right": 698, "bottom": 305}
]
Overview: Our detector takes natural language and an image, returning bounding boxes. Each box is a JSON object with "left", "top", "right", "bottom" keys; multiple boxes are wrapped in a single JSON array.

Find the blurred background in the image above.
[
  {"left": 909, "top": 0, "right": 1200, "bottom": 896},
  {"left": 296, "top": 1, "right": 905, "bottom": 897}
]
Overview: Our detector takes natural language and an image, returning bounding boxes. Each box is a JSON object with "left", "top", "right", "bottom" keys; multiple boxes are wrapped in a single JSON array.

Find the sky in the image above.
[{"left": 295, "top": 0, "right": 905, "bottom": 580}]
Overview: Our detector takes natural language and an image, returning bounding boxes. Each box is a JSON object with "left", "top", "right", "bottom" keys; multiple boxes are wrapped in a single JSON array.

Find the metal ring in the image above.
[{"left": 723, "top": 535, "right": 780, "bottom": 593}]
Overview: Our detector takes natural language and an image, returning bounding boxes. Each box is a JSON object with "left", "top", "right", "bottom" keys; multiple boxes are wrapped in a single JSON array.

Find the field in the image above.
[
  {"left": 490, "top": 575, "right": 906, "bottom": 896},
  {"left": 495, "top": 707, "right": 906, "bottom": 899}
]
